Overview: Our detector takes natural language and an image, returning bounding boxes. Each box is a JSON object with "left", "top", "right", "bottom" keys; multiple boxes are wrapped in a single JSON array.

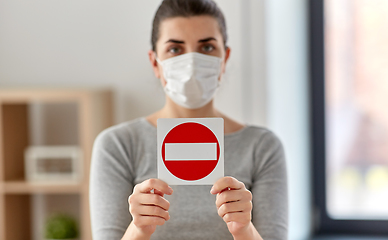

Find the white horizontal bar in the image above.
[{"left": 165, "top": 143, "right": 217, "bottom": 161}]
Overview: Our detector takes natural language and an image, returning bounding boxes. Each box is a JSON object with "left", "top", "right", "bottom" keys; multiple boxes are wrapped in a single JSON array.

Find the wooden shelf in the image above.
[
  {"left": 0, "top": 88, "right": 113, "bottom": 240},
  {"left": 3, "top": 180, "right": 82, "bottom": 194}
]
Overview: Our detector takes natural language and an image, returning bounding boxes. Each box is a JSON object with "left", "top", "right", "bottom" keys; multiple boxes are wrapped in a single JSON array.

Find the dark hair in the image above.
[{"left": 151, "top": 0, "right": 228, "bottom": 52}]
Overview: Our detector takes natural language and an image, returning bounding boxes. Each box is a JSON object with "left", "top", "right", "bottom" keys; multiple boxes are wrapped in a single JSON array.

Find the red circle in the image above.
[{"left": 162, "top": 122, "right": 220, "bottom": 181}]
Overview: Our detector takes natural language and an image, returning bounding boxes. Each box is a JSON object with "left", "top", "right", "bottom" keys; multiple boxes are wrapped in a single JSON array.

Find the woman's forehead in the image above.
[{"left": 158, "top": 16, "right": 222, "bottom": 42}]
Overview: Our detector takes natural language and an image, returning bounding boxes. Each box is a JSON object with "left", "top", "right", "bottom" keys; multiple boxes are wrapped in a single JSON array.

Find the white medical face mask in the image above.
[{"left": 156, "top": 52, "right": 223, "bottom": 109}]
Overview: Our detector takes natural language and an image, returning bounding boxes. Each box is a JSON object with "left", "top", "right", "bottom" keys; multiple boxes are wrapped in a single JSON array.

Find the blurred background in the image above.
[
  {"left": 325, "top": 0, "right": 388, "bottom": 220},
  {"left": 0, "top": 0, "right": 387, "bottom": 239}
]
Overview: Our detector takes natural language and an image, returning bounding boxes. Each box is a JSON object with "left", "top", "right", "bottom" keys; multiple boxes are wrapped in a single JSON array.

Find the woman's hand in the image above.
[
  {"left": 211, "top": 176, "right": 262, "bottom": 240},
  {"left": 123, "top": 179, "right": 173, "bottom": 240}
]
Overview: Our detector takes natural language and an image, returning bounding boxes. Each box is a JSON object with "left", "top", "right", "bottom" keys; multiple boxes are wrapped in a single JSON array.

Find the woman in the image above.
[{"left": 90, "top": 0, "right": 288, "bottom": 239}]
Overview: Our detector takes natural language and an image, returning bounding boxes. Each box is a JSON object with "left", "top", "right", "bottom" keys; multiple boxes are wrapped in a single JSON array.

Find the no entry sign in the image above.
[{"left": 157, "top": 118, "right": 224, "bottom": 185}]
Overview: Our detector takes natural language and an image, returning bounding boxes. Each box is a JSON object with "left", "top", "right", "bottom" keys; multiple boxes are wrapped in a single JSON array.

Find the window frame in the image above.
[{"left": 309, "top": 0, "right": 388, "bottom": 236}]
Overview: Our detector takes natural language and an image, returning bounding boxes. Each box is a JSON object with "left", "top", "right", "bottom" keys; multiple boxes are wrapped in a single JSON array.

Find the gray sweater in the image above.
[{"left": 89, "top": 118, "right": 288, "bottom": 240}]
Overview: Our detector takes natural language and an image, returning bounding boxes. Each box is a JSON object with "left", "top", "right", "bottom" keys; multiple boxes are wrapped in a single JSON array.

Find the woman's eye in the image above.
[
  {"left": 169, "top": 47, "right": 181, "bottom": 54},
  {"left": 202, "top": 45, "right": 214, "bottom": 52}
]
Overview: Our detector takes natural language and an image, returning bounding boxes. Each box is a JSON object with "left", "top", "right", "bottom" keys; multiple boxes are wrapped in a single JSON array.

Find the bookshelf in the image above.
[{"left": 0, "top": 88, "right": 113, "bottom": 240}]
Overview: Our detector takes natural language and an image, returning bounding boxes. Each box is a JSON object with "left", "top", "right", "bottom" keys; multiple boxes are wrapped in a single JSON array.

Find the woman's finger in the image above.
[
  {"left": 153, "top": 188, "right": 165, "bottom": 197},
  {"left": 135, "top": 205, "right": 170, "bottom": 221},
  {"left": 210, "top": 176, "right": 244, "bottom": 194},
  {"left": 215, "top": 190, "right": 242, "bottom": 208},
  {"left": 134, "top": 178, "right": 173, "bottom": 196},
  {"left": 223, "top": 211, "right": 251, "bottom": 224},
  {"left": 130, "top": 193, "right": 170, "bottom": 211},
  {"left": 217, "top": 200, "right": 252, "bottom": 218},
  {"left": 133, "top": 215, "right": 166, "bottom": 228},
  {"left": 215, "top": 188, "right": 252, "bottom": 208}
]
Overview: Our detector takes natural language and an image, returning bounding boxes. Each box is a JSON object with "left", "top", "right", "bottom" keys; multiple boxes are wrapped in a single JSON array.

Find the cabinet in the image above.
[{"left": 0, "top": 88, "right": 113, "bottom": 240}]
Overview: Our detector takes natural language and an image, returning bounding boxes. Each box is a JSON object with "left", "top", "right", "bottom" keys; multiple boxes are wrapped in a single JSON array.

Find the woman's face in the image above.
[{"left": 148, "top": 15, "right": 230, "bottom": 86}]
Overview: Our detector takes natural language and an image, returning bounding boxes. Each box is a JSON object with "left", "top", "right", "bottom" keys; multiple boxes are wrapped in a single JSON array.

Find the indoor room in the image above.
[{"left": 0, "top": 0, "right": 387, "bottom": 239}]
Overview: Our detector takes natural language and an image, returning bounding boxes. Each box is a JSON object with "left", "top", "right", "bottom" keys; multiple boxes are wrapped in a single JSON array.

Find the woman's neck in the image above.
[
  {"left": 145, "top": 98, "right": 245, "bottom": 134},
  {"left": 158, "top": 98, "right": 220, "bottom": 119}
]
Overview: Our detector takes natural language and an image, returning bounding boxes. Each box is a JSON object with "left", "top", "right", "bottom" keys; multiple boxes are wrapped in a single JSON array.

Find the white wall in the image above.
[
  {"left": 0, "top": 0, "right": 311, "bottom": 239},
  {"left": 0, "top": 0, "right": 266, "bottom": 126},
  {"left": 265, "top": 0, "right": 311, "bottom": 239},
  {"left": 0, "top": 0, "right": 165, "bottom": 123}
]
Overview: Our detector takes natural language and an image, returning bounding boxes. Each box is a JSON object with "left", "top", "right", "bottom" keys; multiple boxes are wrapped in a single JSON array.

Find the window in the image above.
[{"left": 311, "top": 0, "right": 388, "bottom": 235}]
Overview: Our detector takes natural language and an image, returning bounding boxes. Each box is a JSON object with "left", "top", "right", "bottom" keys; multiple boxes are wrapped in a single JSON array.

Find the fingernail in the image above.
[
  {"left": 210, "top": 188, "right": 215, "bottom": 194},
  {"left": 168, "top": 187, "right": 173, "bottom": 194}
]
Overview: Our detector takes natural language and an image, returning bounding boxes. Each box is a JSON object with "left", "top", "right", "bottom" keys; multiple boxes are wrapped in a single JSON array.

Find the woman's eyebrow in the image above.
[
  {"left": 198, "top": 37, "right": 217, "bottom": 43},
  {"left": 165, "top": 39, "right": 185, "bottom": 44}
]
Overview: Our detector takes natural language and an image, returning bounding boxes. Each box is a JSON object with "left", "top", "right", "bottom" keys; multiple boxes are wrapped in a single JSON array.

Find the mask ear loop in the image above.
[
  {"left": 213, "top": 59, "right": 225, "bottom": 101},
  {"left": 154, "top": 52, "right": 162, "bottom": 65},
  {"left": 154, "top": 52, "right": 169, "bottom": 93},
  {"left": 154, "top": 52, "right": 164, "bottom": 80},
  {"left": 217, "top": 59, "right": 224, "bottom": 87}
]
